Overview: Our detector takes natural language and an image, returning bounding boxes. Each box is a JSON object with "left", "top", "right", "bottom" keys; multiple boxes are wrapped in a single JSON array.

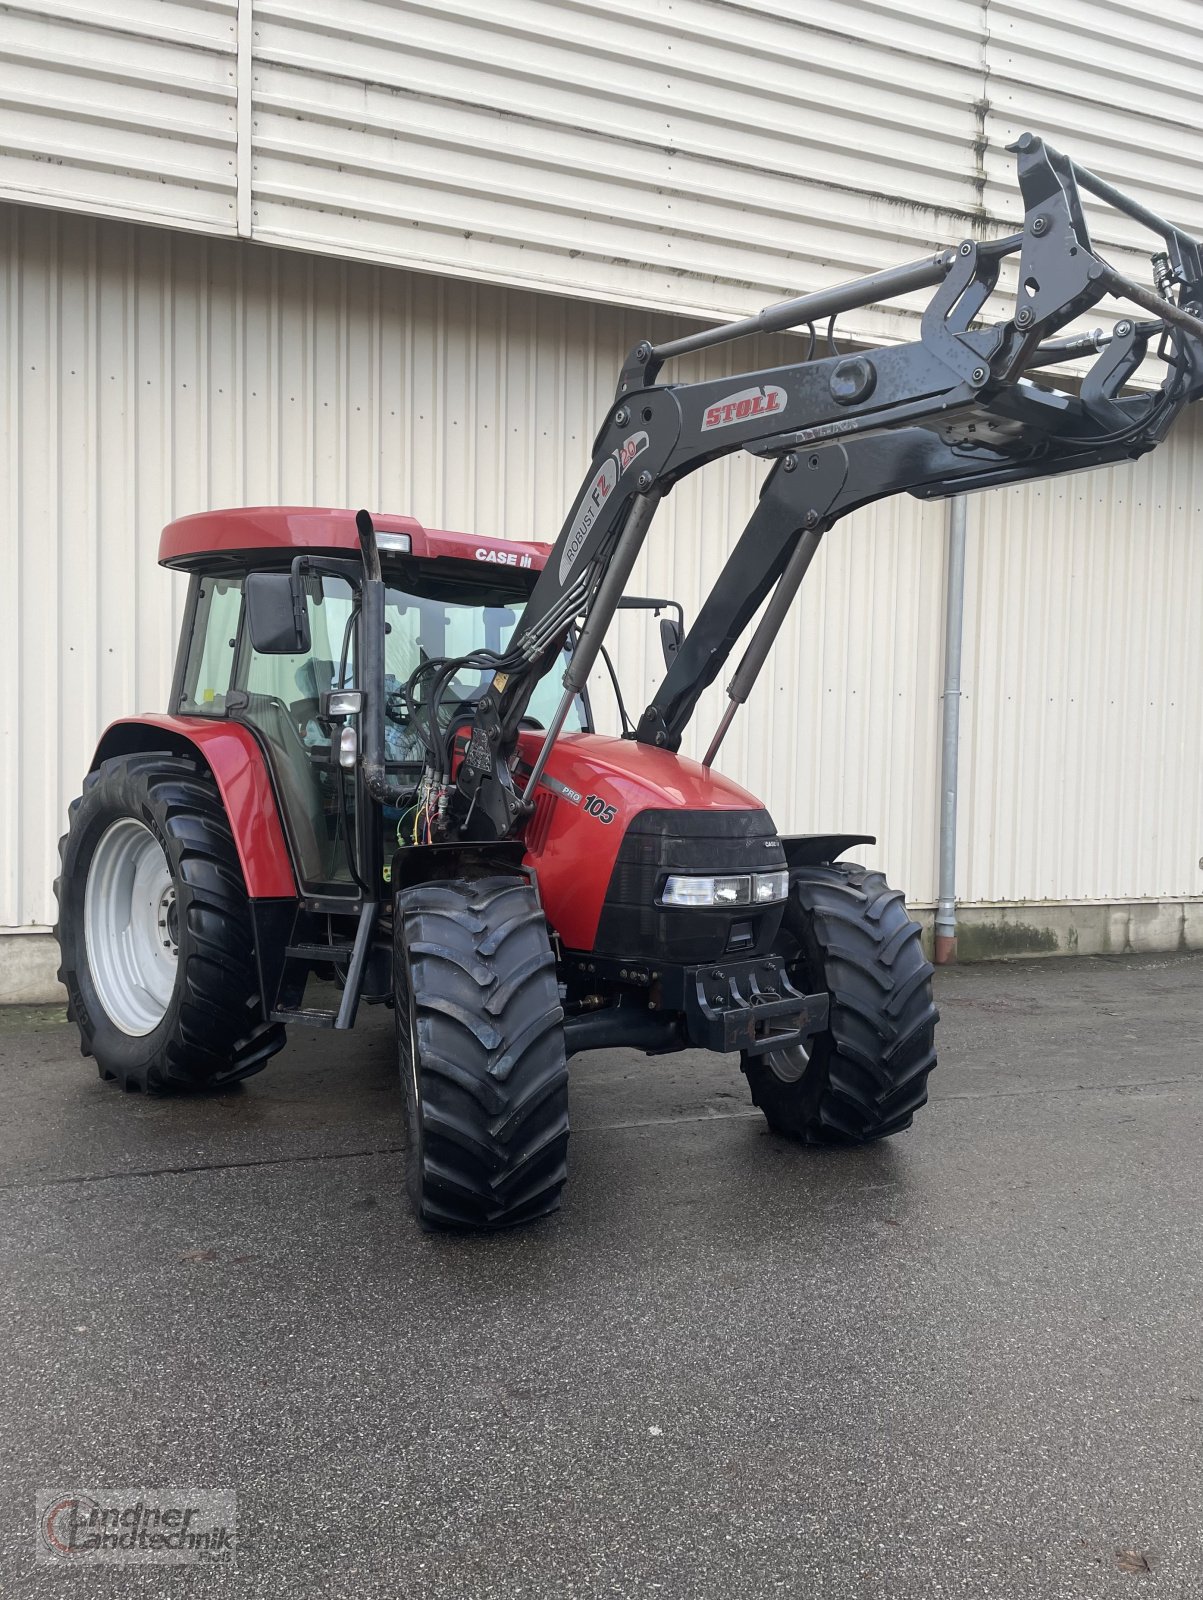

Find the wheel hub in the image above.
[
  {"left": 83, "top": 817, "right": 179, "bottom": 1036},
  {"left": 766, "top": 1039, "right": 811, "bottom": 1083},
  {"left": 156, "top": 885, "right": 179, "bottom": 957}
]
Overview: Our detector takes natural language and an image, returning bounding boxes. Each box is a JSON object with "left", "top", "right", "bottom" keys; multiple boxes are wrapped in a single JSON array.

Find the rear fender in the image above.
[{"left": 90, "top": 715, "right": 297, "bottom": 899}]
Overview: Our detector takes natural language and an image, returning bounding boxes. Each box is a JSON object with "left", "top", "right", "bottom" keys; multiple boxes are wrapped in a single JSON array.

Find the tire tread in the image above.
[
  {"left": 53, "top": 751, "right": 286, "bottom": 1093},
  {"left": 743, "top": 861, "right": 937, "bottom": 1144},
  {"left": 396, "top": 875, "right": 569, "bottom": 1230}
]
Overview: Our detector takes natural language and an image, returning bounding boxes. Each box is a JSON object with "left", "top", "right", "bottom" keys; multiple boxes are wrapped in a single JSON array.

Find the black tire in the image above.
[
  {"left": 742, "top": 862, "right": 937, "bottom": 1143},
  {"left": 53, "top": 751, "right": 286, "bottom": 1093},
  {"left": 394, "top": 875, "right": 569, "bottom": 1230}
]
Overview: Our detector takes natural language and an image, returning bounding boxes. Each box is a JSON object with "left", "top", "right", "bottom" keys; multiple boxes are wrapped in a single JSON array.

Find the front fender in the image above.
[
  {"left": 91, "top": 716, "right": 297, "bottom": 899},
  {"left": 779, "top": 833, "right": 876, "bottom": 871}
]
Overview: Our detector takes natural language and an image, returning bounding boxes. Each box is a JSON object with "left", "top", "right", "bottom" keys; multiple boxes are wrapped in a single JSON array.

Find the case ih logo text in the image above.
[
  {"left": 475, "top": 546, "right": 533, "bottom": 568},
  {"left": 701, "top": 385, "right": 787, "bottom": 431},
  {"left": 558, "top": 431, "right": 650, "bottom": 583}
]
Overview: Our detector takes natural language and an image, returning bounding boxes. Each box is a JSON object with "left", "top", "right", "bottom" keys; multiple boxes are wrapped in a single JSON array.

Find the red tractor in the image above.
[{"left": 55, "top": 138, "right": 1203, "bottom": 1228}]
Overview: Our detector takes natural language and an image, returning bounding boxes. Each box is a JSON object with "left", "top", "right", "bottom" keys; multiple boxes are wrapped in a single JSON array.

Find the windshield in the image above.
[{"left": 321, "top": 571, "right": 586, "bottom": 763}]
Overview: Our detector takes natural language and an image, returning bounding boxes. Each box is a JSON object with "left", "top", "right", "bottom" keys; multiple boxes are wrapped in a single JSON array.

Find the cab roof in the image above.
[{"left": 159, "top": 506, "right": 551, "bottom": 573}]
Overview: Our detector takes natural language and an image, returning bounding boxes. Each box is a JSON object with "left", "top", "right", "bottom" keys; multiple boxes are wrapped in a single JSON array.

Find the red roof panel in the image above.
[{"left": 158, "top": 506, "right": 551, "bottom": 572}]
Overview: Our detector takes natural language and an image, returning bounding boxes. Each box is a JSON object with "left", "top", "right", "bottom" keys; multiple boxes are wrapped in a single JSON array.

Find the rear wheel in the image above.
[
  {"left": 394, "top": 875, "right": 569, "bottom": 1230},
  {"left": 742, "top": 861, "right": 937, "bottom": 1143},
  {"left": 54, "top": 752, "right": 286, "bottom": 1092}
]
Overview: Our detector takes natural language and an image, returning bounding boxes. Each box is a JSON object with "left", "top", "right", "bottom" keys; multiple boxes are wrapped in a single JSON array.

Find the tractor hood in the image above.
[
  {"left": 515, "top": 731, "right": 778, "bottom": 953},
  {"left": 517, "top": 730, "right": 762, "bottom": 815}
]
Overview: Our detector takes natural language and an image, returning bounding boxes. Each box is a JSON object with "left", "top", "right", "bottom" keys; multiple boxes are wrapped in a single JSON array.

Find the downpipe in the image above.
[{"left": 935, "top": 494, "right": 967, "bottom": 965}]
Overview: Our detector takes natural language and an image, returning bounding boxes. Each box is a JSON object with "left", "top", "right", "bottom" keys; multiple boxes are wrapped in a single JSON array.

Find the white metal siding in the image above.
[
  {"left": 982, "top": 0, "right": 1203, "bottom": 340},
  {"left": 0, "top": 0, "right": 239, "bottom": 233},
  {"left": 248, "top": 0, "right": 978, "bottom": 340},
  {"left": 6, "top": 2, "right": 1201, "bottom": 341},
  {"left": 960, "top": 416, "right": 1203, "bottom": 904},
  {"left": 4, "top": 201, "right": 1203, "bottom": 938}
]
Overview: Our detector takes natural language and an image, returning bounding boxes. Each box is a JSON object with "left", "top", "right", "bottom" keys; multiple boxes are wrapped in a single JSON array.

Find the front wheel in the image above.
[
  {"left": 394, "top": 875, "right": 570, "bottom": 1230},
  {"left": 54, "top": 751, "right": 286, "bottom": 1092},
  {"left": 742, "top": 862, "right": 937, "bottom": 1143}
]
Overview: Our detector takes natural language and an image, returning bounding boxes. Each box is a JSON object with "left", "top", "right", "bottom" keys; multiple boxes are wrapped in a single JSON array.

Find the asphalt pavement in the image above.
[{"left": 0, "top": 952, "right": 1200, "bottom": 1598}]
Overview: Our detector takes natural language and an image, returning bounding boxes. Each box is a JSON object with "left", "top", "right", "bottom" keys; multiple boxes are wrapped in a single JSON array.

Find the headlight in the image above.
[
  {"left": 661, "top": 874, "right": 749, "bottom": 907},
  {"left": 659, "top": 869, "right": 789, "bottom": 908},
  {"left": 753, "top": 868, "right": 789, "bottom": 904}
]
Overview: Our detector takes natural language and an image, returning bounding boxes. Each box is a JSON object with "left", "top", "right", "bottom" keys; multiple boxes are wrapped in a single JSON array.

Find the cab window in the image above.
[
  {"left": 234, "top": 575, "right": 357, "bottom": 890},
  {"left": 179, "top": 577, "right": 243, "bottom": 713}
]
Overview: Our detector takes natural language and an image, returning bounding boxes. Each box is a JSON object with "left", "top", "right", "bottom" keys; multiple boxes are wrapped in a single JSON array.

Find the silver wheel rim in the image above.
[
  {"left": 767, "top": 1039, "right": 811, "bottom": 1083},
  {"left": 83, "top": 818, "right": 179, "bottom": 1036}
]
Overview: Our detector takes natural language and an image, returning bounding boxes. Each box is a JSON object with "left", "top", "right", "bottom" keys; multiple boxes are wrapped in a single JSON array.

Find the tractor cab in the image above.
[{"left": 164, "top": 509, "right": 587, "bottom": 899}]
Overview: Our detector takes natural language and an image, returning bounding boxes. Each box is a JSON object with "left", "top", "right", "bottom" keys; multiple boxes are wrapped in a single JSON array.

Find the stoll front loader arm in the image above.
[{"left": 395, "top": 134, "right": 1203, "bottom": 841}]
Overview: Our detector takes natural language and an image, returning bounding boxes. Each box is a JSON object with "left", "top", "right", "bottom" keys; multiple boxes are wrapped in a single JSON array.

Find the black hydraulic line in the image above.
[
  {"left": 650, "top": 253, "right": 954, "bottom": 364},
  {"left": 560, "top": 493, "right": 662, "bottom": 698},
  {"left": 523, "top": 491, "right": 661, "bottom": 798},
  {"left": 702, "top": 526, "right": 825, "bottom": 769},
  {"left": 597, "top": 640, "right": 634, "bottom": 736},
  {"left": 1024, "top": 329, "right": 1107, "bottom": 368},
  {"left": 1021, "top": 323, "right": 1167, "bottom": 370},
  {"left": 1093, "top": 265, "right": 1203, "bottom": 341}
]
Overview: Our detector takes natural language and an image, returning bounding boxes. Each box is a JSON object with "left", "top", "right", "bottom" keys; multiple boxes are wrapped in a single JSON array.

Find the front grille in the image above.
[{"left": 591, "top": 807, "right": 788, "bottom": 964}]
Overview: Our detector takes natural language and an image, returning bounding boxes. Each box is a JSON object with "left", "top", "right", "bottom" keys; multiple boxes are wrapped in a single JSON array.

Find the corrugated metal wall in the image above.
[
  {"left": 249, "top": 0, "right": 978, "bottom": 340},
  {"left": 962, "top": 429, "right": 1203, "bottom": 904},
  {"left": 982, "top": 0, "right": 1203, "bottom": 343},
  {"left": 4, "top": 199, "right": 1203, "bottom": 939},
  {"left": 0, "top": 0, "right": 241, "bottom": 233},
  {"left": 7, "top": 1, "right": 1202, "bottom": 344}
]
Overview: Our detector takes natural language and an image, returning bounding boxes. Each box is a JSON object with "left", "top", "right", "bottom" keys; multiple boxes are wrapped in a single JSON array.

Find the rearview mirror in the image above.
[
  {"left": 615, "top": 595, "right": 685, "bottom": 671},
  {"left": 245, "top": 571, "right": 310, "bottom": 655},
  {"left": 659, "top": 616, "right": 682, "bottom": 667}
]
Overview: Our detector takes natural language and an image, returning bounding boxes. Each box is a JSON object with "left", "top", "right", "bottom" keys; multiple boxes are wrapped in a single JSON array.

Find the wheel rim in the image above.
[
  {"left": 83, "top": 818, "right": 179, "bottom": 1036},
  {"left": 766, "top": 1039, "right": 811, "bottom": 1083}
]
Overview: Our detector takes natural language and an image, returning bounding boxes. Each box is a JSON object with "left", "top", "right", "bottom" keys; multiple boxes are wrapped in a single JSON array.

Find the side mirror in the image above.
[
  {"left": 245, "top": 571, "right": 310, "bottom": 655},
  {"left": 615, "top": 595, "right": 684, "bottom": 670},
  {"left": 659, "top": 616, "right": 682, "bottom": 668}
]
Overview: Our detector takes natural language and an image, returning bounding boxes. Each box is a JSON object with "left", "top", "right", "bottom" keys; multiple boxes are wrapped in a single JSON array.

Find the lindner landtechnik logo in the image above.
[{"left": 36, "top": 1489, "right": 236, "bottom": 1564}]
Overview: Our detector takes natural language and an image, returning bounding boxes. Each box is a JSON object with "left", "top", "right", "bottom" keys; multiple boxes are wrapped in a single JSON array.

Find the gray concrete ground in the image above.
[{"left": 0, "top": 952, "right": 1200, "bottom": 1598}]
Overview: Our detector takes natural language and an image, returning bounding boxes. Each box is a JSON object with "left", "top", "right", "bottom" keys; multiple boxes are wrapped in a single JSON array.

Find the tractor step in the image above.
[
  {"left": 270, "top": 1006, "right": 337, "bottom": 1028},
  {"left": 284, "top": 942, "right": 357, "bottom": 962}
]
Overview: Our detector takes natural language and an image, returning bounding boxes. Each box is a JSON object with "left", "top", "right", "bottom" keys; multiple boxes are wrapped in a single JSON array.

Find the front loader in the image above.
[{"left": 54, "top": 137, "right": 1203, "bottom": 1228}]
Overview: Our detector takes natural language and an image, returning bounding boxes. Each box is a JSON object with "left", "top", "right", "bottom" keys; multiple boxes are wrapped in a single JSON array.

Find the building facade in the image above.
[{"left": 2, "top": 0, "right": 1202, "bottom": 997}]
